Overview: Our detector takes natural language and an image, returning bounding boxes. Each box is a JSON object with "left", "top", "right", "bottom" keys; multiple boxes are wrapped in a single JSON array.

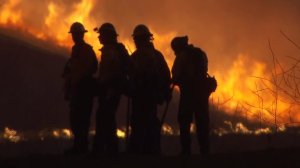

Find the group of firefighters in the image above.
[{"left": 62, "top": 22, "right": 216, "bottom": 157}]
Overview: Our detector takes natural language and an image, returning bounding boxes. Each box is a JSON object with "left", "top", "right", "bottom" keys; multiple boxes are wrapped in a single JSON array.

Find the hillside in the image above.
[{"left": 0, "top": 30, "right": 69, "bottom": 130}]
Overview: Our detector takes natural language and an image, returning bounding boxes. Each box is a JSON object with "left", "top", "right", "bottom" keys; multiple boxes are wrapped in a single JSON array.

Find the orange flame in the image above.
[
  {"left": 0, "top": 0, "right": 22, "bottom": 25},
  {"left": 211, "top": 55, "right": 298, "bottom": 125},
  {"left": 42, "top": 0, "right": 98, "bottom": 47}
]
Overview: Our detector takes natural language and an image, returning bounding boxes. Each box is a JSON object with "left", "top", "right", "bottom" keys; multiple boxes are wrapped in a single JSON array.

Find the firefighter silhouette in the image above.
[
  {"left": 62, "top": 22, "right": 98, "bottom": 155},
  {"left": 128, "top": 24, "right": 171, "bottom": 155},
  {"left": 171, "top": 36, "right": 214, "bottom": 156},
  {"left": 92, "top": 23, "right": 130, "bottom": 156}
]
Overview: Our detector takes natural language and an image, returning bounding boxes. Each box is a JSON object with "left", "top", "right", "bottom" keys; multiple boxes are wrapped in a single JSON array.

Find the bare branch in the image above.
[{"left": 280, "top": 30, "right": 300, "bottom": 50}]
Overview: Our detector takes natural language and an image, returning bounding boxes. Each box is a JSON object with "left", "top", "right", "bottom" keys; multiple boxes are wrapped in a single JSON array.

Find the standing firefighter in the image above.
[
  {"left": 62, "top": 22, "right": 98, "bottom": 155},
  {"left": 171, "top": 36, "right": 216, "bottom": 156},
  {"left": 129, "top": 24, "right": 171, "bottom": 155},
  {"left": 92, "top": 23, "right": 130, "bottom": 156}
]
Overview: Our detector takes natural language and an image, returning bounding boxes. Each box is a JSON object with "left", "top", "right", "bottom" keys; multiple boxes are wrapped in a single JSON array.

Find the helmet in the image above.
[
  {"left": 96, "top": 23, "right": 118, "bottom": 36},
  {"left": 171, "top": 36, "right": 188, "bottom": 51},
  {"left": 69, "top": 22, "right": 88, "bottom": 33},
  {"left": 132, "top": 24, "right": 153, "bottom": 37}
]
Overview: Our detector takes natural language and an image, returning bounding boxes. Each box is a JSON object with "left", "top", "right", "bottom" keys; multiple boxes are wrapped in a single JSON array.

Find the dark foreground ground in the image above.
[
  {"left": 1, "top": 134, "right": 300, "bottom": 168},
  {"left": 1, "top": 148, "right": 300, "bottom": 168}
]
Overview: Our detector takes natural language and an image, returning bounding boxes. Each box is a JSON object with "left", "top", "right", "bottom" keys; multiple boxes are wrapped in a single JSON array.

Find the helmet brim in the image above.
[
  {"left": 132, "top": 33, "right": 153, "bottom": 37},
  {"left": 68, "top": 30, "right": 88, "bottom": 33},
  {"left": 94, "top": 28, "right": 119, "bottom": 36}
]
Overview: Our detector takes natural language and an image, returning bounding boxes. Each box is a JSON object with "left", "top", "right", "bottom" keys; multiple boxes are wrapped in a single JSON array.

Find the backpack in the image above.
[
  {"left": 189, "top": 46, "right": 217, "bottom": 94},
  {"left": 207, "top": 74, "right": 217, "bottom": 94}
]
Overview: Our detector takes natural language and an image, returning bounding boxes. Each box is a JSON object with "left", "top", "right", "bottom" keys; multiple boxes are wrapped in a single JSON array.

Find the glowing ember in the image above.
[
  {"left": 213, "top": 128, "right": 229, "bottom": 137},
  {"left": 190, "top": 123, "right": 196, "bottom": 134},
  {"left": 117, "top": 129, "right": 125, "bottom": 138},
  {"left": 161, "top": 124, "right": 177, "bottom": 136},
  {"left": 212, "top": 121, "right": 287, "bottom": 136},
  {"left": 52, "top": 128, "right": 73, "bottom": 139},
  {"left": 234, "top": 123, "right": 252, "bottom": 134},
  {"left": 254, "top": 128, "right": 272, "bottom": 135},
  {"left": 62, "top": 129, "right": 72, "bottom": 138},
  {"left": 3, "top": 127, "right": 21, "bottom": 143}
]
